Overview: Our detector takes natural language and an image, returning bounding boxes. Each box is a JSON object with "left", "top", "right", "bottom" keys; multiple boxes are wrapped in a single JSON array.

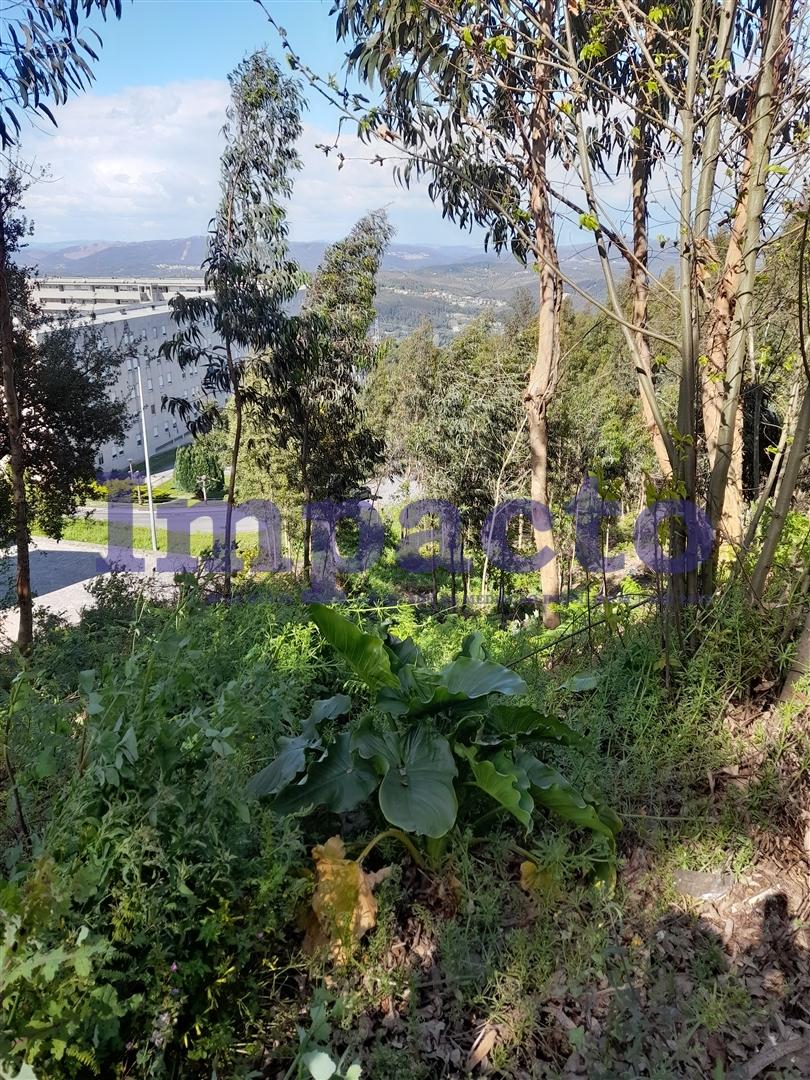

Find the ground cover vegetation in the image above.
[{"left": 1, "top": 0, "right": 810, "bottom": 1077}]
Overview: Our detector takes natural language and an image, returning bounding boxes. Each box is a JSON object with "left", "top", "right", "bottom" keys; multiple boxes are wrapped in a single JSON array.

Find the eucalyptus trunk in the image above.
[
  {"left": 749, "top": 377, "right": 810, "bottom": 600},
  {"left": 0, "top": 197, "right": 32, "bottom": 653},
  {"left": 526, "top": 18, "right": 562, "bottom": 630},
  {"left": 631, "top": 118, "right": 672, "bottom": 477}
]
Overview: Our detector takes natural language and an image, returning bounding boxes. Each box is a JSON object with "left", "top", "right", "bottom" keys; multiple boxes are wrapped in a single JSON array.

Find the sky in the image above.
[{"left": 17, "top": 0, "right": 484, "bottom": 248}]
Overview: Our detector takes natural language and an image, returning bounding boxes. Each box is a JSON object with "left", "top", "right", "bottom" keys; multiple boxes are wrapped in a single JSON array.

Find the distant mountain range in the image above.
[
  {"left": 22, "top": 237, "right": 493, "bottom": 277},
  {"left": 21, "top": 235, "right": 678, "bottom": 342}
]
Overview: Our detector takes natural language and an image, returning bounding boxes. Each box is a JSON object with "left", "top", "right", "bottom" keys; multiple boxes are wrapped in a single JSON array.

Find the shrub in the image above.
[
  {"left": 250, "top": 604, "right": 620, "bottom": 870},
  {"left": 0, "top": 584, "right": 330, "bottom": 1078},
  {"left": 174, "top": 441, "right": 224, "bottom": 500}
]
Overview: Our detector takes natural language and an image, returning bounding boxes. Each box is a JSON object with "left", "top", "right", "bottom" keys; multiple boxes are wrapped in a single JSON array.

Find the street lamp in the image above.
[{"left": 134, "top": 362, "right": 158, "bottom": 553}]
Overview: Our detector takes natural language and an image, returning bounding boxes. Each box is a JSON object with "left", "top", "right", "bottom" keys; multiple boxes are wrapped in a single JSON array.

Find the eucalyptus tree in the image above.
[
  {"left": 552, "top": 0, "right": 810, "bottom": 594},
  {"left": 255, "top": 210, "right": 392, "bottom": 574},
  {"left": 260, "top": 0, "right": 810, "bottom": 604},
  {"left": 0, "top": 0, "right": 124, "bottom": 148},
  {"left": 162, "top": 50, "right": 305, "bottom": 592},
  {"left": 321, "top": 0, "right": 583, "bottom": 627}
]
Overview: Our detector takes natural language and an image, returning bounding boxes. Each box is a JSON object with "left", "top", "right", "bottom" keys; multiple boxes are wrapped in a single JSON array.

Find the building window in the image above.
[
  {"left": 153, "top": 425, "right": 159, "bottom": 438},
  {"left": 162, "top": 325, "right": 167, "bottom": 337},
  {"left": 158, "top": 375, "right": 164, "bottom": 388},
  {"left": 136, "top": 436, "right": 142, "bottom": 446},
  {"left": 152, "top": 327, "right": 158, "bottom": 339},
  {"left": 166, "top": 372, "right": 172, "bottom": 385},
  {"left": 164, "top": 423, "right": 169, "bottom": 433},
  {"left": 147, "top": 378, "right": 153, "bottom": 391},
  {"left": 150, "top": 404, "right": 156, "bottom": 415}
]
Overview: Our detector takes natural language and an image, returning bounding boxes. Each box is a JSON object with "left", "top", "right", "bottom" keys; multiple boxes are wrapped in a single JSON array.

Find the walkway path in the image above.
[{"left": 0, "top": 538, "right": 174, "bottom": 645}]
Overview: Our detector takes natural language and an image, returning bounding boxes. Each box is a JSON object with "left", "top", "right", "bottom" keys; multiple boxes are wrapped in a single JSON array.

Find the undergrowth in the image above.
[{"left": 0, "top": 567, "right": 807, "bottom": 1077}]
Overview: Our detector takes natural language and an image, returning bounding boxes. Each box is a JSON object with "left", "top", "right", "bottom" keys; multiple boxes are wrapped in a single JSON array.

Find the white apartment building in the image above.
[
  {"left": 33, "top": 278, "right": 225, "bottom": 475},
  {"left": 36, "top": 277, "right": 209, "bottom": 314}
]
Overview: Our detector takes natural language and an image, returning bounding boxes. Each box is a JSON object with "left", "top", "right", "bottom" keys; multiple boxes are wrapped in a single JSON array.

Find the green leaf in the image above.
[
  {"left": 560, "top": 672, "right": 601, "bottom": 693},
  {"left": 310, "top": 603, "right": 399, "bottom": 690},
  {"left": 517, "top": 753, "right": 620, "bottom": 842},
  {"left": 355, "top": 725, "right": 458, "bottom": 837},
  {"left": 438, "top": 656, "right": 526, "bottom": 699},
  {"left": 384, "top": 634, "right": 423, "bottom": 672},
  {"left": 34, "top": 748, "right": 58, "bottom": 778},
  {"left": 248, "top": 734, "right": 311, "bottom": 798},
  {"left": 309, "top": 694, "right": 352, "bottom": 727},
  {"left": 304, "top": 1051, "right": 337, "bottom": 1080},
  {"left": 274, "top": 733, "right": 379, "bottom": 815},
  {"left": 458, "top": 746, "right": 534, "bottom": 829},
  {"left": 488, "top": 704, "right": 588, "bottom": 747},
  {"left": 460, "top": 631, "right": 487, "bottom": 660},
  {"left": 73, "top": 949, "right": 92, "bottom": 978},
  {"left": 119, "top": 726, "right": 138, "bottom": 762}
]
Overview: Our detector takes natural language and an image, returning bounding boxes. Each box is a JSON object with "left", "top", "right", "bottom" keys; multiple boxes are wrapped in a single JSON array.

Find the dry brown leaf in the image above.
[
  {"left": 303, "top": 835, "right": 391, "bottom": 962},
  {"left": 466, "top": 1026, "right": 497, "bottom": 1071}
]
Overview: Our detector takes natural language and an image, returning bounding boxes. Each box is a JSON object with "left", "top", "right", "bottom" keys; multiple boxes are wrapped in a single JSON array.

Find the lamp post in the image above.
[{"left": 135, "top": 362, "right": 158, "bottom": 553}]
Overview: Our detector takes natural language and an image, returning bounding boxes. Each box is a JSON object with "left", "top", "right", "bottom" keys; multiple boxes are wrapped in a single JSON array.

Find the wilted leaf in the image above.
[
  {"left": 304, "top": 836, "right": 391, "bottom": 961},
  {"left": 467, "top": 1026, "right": 498, "bottom": 1070},
  {"left": 520, "top": 860, "right": 561, "bottom": 899}
]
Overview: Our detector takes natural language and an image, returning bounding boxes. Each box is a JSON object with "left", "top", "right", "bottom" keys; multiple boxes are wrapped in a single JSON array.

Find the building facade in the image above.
[{"left": 33, "top": 278, "right": 225, "bottom": 475}]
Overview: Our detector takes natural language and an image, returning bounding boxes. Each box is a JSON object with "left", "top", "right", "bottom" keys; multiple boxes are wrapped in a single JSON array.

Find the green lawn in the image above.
[{"left": 42, "top": 518, "right": 256, "bottom": 558}]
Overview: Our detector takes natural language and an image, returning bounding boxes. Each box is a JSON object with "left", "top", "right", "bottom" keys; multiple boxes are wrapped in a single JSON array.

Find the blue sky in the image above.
[
  {"left": 86, "top": 0, "right": 339, "bottom": 124},
  {"left": 21, "top": 0, "right": 487, "bottom": 247}
]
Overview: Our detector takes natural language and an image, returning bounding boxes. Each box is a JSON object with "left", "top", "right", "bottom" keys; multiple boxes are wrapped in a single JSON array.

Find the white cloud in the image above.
[{"left": 17, "top": 79, "right": 468, "bottom": 246}]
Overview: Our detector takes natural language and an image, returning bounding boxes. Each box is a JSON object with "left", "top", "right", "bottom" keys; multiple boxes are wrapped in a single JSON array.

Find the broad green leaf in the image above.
[
  {"left": 248, "top": 734, "right": 311, "bottom": 799},
  {"left": 458, "top": 746, "right": 534, "bottom": 829},
  {"left": 309, "top": 694, "right": 352, "bottom": 727},
  {"left": 560, "top": 672, "right": 601, "bottom": 693},
  {"left": 384, "top": 634, "right": 423, "bottom": 671},
  {"left": 352, "top": 719, "right": 400, "bottom": 772},
  {"left": 274, "top": 733, "right": 378, "bottom": 814},
  {"left": 488, "top": 704, "right": 588, "bottom": 748},
  {"left": 310, "top": 603, "right": 399, "bottom": 689},
  {"left": 375, "top": 686, "right": 411, "bottom": 716},
  {"left": 355, "top": 726, "right": 458, "bottom": 837},
  {"left": 517, "top": 753, "right": 620, "bottom": 842},
  {"left": 460, "top": 631, "right": 487, "bottom": 660},
  {"left": 438, "top": 656, "right": 526, "bottom": 699}
]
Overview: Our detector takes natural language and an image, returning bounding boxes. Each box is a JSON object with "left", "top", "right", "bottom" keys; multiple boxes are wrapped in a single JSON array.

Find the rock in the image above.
[{"left": 672, "top": 869, "right": 733, "bottom": 901}]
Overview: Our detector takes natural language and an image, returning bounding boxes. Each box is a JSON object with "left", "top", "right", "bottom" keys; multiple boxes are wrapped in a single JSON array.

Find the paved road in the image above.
[
  {"left": 0, "top": 538, "right": 174, "bottom": 644},
  {"left": 82, "top": 500, "right": 268, "bottom": 534}
]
